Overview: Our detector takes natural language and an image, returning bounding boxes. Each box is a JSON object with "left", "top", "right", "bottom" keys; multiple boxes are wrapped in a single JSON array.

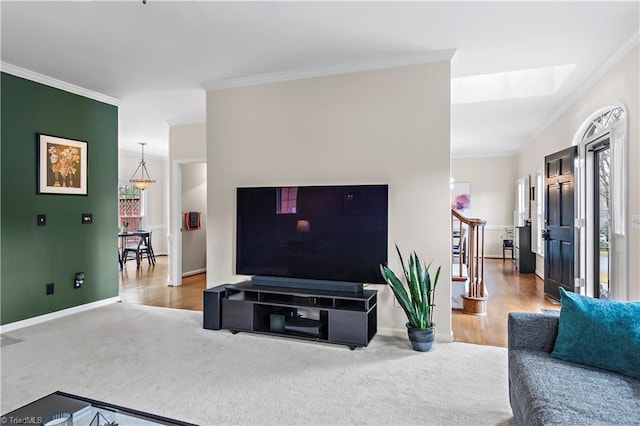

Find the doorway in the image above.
[
  {"left": 181, "top": 162, "right": 207, "bottom": 278},
  {"left": 169, "top": 158, "right": 207, "bottom": 287},
  {"left": 575, "top": 105, "right": 627, "bottom": 300}
]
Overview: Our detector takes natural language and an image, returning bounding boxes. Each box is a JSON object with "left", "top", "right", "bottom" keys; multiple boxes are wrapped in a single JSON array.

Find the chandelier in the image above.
[{"left": 130, "top": 143, "right": 155, "bottom": 190}]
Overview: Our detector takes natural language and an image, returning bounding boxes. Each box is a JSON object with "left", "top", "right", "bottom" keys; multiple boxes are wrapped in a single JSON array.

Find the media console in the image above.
[{"left": 203, "top": 281, "right": 377, "bottom": 349}]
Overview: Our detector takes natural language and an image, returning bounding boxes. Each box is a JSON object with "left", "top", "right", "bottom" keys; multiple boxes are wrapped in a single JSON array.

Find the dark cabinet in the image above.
[
  {"left": 516, "top": 226, "right": 536, "bottom": 273},
  {"left": 204, "top": 281, "right": 377, "bottom": 349}
]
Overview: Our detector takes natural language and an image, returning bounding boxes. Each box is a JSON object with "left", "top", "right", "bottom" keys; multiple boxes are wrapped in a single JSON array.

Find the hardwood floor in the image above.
[
  {"left": 119, "top": 256, "right": 205, "bottom": 311},
  {"left": 452, "top": 258, "right": 559, "bottom": 347},
  {"left": 118, "top": 256, "right": 559, "bottom": 348}
]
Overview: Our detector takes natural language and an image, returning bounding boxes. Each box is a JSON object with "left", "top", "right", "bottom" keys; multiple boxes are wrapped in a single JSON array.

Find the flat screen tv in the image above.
[{"left": 236, "top": 184, "right": 388, "bottom": 286}]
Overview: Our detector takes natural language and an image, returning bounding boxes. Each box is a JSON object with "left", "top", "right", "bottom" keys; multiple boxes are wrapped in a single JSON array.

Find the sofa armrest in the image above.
[{"left": 508, "top": 312, "right": 559, "bottom": 353}]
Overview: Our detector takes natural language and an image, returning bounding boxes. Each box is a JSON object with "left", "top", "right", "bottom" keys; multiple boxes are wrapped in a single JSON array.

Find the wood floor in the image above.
[
  {"left": 119, "top": 256, "right": 205, "bottom": 311},
  {"left": 119, "top": 256, "right": 559, "bottom": 348},
  {"left": 452, "top": 258, "right": 559, "bottom": 347}
]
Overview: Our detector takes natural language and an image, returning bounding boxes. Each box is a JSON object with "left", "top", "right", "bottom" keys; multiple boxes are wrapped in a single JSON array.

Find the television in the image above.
[{"left": 236, "top": 184, "right": 388, "bottom": 289}]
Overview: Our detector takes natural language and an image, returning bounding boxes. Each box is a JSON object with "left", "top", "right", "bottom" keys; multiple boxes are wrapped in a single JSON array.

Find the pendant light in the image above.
[{"left": 129, "top": 143, "right": 155, "bottom": 190}]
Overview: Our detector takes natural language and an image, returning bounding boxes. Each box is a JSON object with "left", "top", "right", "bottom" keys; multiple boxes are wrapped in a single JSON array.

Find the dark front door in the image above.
[{"left": 543, "top": 146, "right": 577, "bottom": 301}]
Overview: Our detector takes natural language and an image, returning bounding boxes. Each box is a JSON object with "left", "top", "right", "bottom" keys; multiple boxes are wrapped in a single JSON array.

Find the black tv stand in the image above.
[{"left": 204, "top": 281, "right": 377, "bottom": 349}]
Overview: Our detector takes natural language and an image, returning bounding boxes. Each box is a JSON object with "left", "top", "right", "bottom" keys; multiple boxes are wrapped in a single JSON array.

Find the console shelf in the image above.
[{"left": 204, "top": 281, "right": 377, "bottom": 349}]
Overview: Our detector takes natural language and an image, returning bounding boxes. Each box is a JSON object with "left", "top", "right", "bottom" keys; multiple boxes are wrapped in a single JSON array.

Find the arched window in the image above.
[{"left": 581, "top": 107, "right": 625, "bottom": 141}]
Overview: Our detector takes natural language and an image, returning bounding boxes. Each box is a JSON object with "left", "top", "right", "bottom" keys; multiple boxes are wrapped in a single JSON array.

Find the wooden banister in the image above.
[{"left": 452, "top": 209, "right": 488, "bottom": 315}]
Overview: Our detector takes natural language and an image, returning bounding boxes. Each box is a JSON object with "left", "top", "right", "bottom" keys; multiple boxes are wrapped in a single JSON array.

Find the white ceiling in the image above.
[{"left": 1, "top": 1, "right": 638, "bottom": 158}]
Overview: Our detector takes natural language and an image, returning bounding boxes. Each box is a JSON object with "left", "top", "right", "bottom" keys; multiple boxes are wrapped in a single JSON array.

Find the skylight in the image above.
[{"left": 451, "top": 64, "right": 576, "bottom": 104}]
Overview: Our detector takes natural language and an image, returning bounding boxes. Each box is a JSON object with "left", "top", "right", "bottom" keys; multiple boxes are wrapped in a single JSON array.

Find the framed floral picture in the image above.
[
  {"left": 37, "top": 133, "right": 88, "bottom": 195},
  {"left": 451, "top": 182, "right": 471, "bottom": 217}
]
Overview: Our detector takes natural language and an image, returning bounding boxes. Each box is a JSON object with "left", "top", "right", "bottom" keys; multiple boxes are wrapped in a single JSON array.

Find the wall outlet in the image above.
[
  {"left": 46, "top": 282, "right": 54, "bottom": 295},
  {"left": 74, "top": 272, "right": 84, "bottom": 289},
  {"left": 632, "top": 215, "right": 640, "bottom": 230}
]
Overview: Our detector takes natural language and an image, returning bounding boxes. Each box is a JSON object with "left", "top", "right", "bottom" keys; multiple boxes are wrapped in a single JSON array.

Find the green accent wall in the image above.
[{"left": 1, "top": 72, "right": 119, "bottom": 325}]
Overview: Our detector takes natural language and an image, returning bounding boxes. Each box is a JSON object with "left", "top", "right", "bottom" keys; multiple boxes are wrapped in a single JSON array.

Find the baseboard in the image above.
[
  {"left": 378, "top": 326, "right": 454, "bottom": 343},
  {"left": 0, "top": 296, "right": 120, "bottom": 334},
  {"left": 377, "top": 326, "right": 406, "bottom": 338},
  {"left": 182, "top": 268, "right": 206, "bottom": 278}
]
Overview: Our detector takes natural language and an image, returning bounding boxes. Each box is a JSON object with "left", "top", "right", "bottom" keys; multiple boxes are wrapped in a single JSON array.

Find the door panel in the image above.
[
  {"left": 561, "top": 183, "right": 573, "bottom": 226},
  {"left": 544, "top": 146, "right": 577, "bottom": 301}
]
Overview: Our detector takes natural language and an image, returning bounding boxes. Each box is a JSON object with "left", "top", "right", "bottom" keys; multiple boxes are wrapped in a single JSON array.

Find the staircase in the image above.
[{"left": 452, "top": 209, "right": 488, "bottom": 315}]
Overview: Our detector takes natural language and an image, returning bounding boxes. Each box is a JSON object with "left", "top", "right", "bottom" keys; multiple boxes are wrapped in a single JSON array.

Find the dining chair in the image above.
[
  {"left": 122, "top": 235, "right": 144, "bottom": 268},
  {"left": 138, "top": 230, "right": 156, "bottom": 266}
]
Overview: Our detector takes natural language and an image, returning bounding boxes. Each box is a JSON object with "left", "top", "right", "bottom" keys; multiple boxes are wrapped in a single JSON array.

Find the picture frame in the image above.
[
  {"left": 451, "top": 182, "right": 471, "bottom": 217},
  {"left": 37, "top": 133, "right": 88, "bottom": 195}
]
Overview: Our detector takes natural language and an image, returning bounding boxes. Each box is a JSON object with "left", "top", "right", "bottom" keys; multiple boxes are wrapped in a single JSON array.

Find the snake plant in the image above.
[{"left": 380, "top": 245, "right": 441, "bottom": 329}]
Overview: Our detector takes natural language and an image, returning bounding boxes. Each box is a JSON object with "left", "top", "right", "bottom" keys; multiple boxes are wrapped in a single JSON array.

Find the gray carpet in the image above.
[{"left": 1, "top": 303, "right": 514, "bottom": 425}]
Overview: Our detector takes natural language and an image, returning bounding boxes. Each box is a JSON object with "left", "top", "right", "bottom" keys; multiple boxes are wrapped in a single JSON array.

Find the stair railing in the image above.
[{"left": 452, "top": 209, "right": 487, "bottom": 300}]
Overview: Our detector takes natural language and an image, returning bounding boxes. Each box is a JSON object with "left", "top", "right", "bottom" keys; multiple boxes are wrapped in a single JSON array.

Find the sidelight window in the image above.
[{"left": 590, "top": 141, "right": 611, "bottom": 299}]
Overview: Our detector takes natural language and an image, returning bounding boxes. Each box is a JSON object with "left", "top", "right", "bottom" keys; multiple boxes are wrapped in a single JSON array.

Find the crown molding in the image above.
[
  {"left": 1, "top": 62, "right": 120, "bottom": 106},
  {"left": 202, "top": 49, "right": 457, "bottom": 91},
  {"left": 523, "top": 32, "right": 639, "bottom": 149},
  {"left": 452, "top": 151, "right": 519, "bottom": 160}
]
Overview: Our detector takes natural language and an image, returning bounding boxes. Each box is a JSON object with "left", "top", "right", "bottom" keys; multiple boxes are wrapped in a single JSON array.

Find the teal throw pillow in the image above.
[{"left": 551, "top": 287, "right": 640, "bottom": 379}]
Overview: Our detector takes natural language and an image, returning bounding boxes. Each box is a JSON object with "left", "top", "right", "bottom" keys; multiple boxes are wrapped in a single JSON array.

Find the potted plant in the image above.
[{"left": 380, "top": 245, "right": 441, "bottom": 352}]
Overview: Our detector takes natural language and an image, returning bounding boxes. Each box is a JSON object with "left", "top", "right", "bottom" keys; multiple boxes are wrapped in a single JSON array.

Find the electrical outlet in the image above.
[
  {"left": 74, "top": 272, "right": 84, "bottom": 289},
  {"left": 46, "top": 282, "right": 54, "bottom": 295}
]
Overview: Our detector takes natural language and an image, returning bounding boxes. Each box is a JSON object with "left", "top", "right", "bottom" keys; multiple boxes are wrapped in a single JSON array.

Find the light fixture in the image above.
[{"left": 130, "top": 143, "right": 155, "bottom": 190}]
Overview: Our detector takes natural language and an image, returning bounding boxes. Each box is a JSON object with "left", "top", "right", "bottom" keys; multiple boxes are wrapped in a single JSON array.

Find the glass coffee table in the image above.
[{"left": 1, "top": 391, "right": 195, "bottom": 426}]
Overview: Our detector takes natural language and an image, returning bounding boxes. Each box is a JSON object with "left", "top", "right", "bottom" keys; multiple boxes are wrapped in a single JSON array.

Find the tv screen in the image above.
[{"left": 236, "top": 184, "right": 388, "bottom": 284}]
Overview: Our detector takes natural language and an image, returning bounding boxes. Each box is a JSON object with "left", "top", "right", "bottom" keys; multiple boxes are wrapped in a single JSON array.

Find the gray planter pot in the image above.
[{"left": 406, "top": 323, "right": 435, "bottom": 352}]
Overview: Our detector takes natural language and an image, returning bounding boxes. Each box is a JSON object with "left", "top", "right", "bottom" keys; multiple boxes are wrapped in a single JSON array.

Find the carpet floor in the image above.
[{"left": 1, "top": 302, "right": 514, "bottom": 425}]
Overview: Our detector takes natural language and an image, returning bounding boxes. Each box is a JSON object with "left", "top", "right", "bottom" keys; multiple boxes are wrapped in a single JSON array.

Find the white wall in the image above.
[
  {"left": 182, "top": 163, "right": 207, "bottom": 275},
  {"left": 118, "top": 151, "right": 168, "bottom": 255},
  {"left": 518, "top": 41, "right": 639, "bottom": 300},
  {"left": 169, "top": 123, "right": 207, "bottom": 160},
  {"left": 206, "top": 61, "right": 453, "bottom": 340},
  {"left": 168, "top": 123, "right": 207, "bottom": 285},
  {"left": 452, "top": 155, "right": 518, "bottom": 257}
]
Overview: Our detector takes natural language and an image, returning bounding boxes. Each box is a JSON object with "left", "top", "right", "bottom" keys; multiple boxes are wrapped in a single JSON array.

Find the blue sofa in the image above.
[{"left": 507, "top": 313, "right": 640, "bottom": 425}]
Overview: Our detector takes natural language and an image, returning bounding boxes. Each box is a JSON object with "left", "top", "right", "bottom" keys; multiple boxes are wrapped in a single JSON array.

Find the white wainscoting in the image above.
[{"left": 479, "top": 225, "right": 514, "bottom": 259}]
